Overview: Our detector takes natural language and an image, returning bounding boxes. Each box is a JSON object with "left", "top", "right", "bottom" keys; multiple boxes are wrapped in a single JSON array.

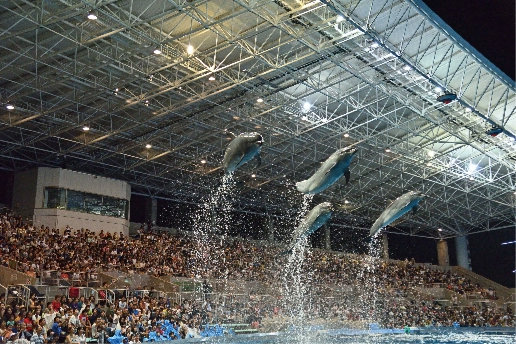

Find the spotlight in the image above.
[
  {"left": 469, "top": 177, "right": 474, "bottom": 180},
  {"left": 87, "top": 12, "right": 97, "bottom": 20},
  {"left": 145, "top": 144, "right": 152, "bottom": 149},
  {"left": 385, "top": 148, "right": 391, "bottom": 153},
  {"left": 434, "top": 86, "right": 442, "bottom": 92},
  {"left": 428, "top": 150, "right": 435, "bottom": 157},
  {"left": 403, "top": 66, "right": 411, "bottom": 71},
  {"left": 208, "top": 75, "right": 215, "bottom": 81},
  {"left": 371, "top": 43, "right": 379, "bottom": 48},
  {"left": 343, "top": 133, "right": 350, "bottom": 137},
  {"left": 427, "top": 163, "right": 432, "bottom": 166},
  {"left": 187, "top": 45, "right": 194, "bottom": 55},
  {"left": 82, "top": 126, "right": 90, "bottom": 131},
  {"left": 437, "top": 228, "right": 443, "bottom": 232},
  {"left": 344, "top": 200, "right": 350, "bottom": 204},
  {"left": 303, "top": 102, "right": 311, "bottom": 111},
  {"left": 301, "top": 116, "right": 308, "bottom": 121},
  {"left": 6, "top": 104, "right": 14, "bottom": 110},
  {"left": 336, "top": 15, "right": 344, "bottom": 23},
  {"left": 257, "top": 98, "right": 263, "bottom": 103},
  {"left": 251, "top": 174, "right": 256, "bottom": 178},
  {"left": 145, "top": 100, "right": 149, "bottom": 106},
  {"left": 465, "top": 107, "right": 472, "bottom": 112},
  {"left": 468, "top": 163, "right": 477, "bottom": 173},
  {"left": 200, "top": 160, "right": 206, "bottom": 164},
  {"left": 153, "top": 48, "right": 162, "bottom": 55}
]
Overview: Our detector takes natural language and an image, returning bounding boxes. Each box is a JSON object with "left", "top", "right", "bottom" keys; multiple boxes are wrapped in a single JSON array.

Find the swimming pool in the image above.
[{"left": 178, "top": 327, "right": 516, "bottom": 343}]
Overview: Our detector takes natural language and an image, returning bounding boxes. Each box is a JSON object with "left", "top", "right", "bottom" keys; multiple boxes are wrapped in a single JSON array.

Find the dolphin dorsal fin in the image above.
[{"left": 224, "top": 129, "right": 236, "bottom": 139}]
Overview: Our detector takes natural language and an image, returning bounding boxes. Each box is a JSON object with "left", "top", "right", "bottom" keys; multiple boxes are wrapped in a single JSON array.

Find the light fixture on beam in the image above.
[
  {"left": 208, "top": 75, "right": 215, "bottom": 81},
  {"left": 428, "top": 150, "right": 435, "bottom": 157},
  {"left": 385, "top": 148, "right": 391, "bottom": 153},
  {"left": 343, "top": 133, "right": 349, "bottom": 138},
  {"left": 82, "top": 125, "right": 90, "bottom": 131},
  {"left": 251, "top": 174, "right": 256, "bottom": 178},
  {"left": 6, "top": 104, "right": 14, "bottom": 110},
  {"left": 87, "top": 12, "right": 97, "bottom": 20},
  {"left": 256, "top": 98, "right": 263, "bottom": 103},
  {"left": 200, "top": 159, "right": 206, "bottom": 164},
  {"left": 145, "top": 144, "right": 152, "bottom": 149},
  {"left": 187, "top": 45, "right": 194, "bottom": 55},
  {"left": 153, "top": 48, "right": 162, "bottom": 55}
]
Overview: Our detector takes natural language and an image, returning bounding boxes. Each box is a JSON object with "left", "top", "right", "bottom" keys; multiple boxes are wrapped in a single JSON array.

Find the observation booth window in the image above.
[{"left": 43, "top": 187, "right": 128, "bottom": 219}]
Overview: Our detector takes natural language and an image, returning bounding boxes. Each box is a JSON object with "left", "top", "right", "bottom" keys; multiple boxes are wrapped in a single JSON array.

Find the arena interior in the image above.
[{"left": 0, "top": 0, "right": 515, "bottom": 342}]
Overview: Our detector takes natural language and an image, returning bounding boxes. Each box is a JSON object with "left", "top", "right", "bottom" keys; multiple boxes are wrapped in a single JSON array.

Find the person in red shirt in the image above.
[
  {"left": 23, "top": 311, "right": 34, "bottom": 331},
  {"left": 51, "top": 296, "right": 61, "bottom": 313}
]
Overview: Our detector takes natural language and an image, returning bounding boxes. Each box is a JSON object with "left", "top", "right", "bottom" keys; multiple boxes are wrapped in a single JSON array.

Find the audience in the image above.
[{"left": 0, "top": 210, "right": 513, "bottom": 344}]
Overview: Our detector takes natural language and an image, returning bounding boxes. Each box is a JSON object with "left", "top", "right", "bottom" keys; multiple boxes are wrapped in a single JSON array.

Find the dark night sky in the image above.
[{"left": 423, "top": 0, "right": 515, "bottom": 81}]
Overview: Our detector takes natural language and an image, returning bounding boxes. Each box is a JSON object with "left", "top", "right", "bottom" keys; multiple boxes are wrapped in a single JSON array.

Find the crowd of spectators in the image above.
[{"left": 0, "top": 210, "right": 514, "bottom": 343}]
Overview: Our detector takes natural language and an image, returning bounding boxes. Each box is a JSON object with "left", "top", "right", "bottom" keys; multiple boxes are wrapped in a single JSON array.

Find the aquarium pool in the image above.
[{"left": 178, "top": 327, "right": 516, "bottom": 343}]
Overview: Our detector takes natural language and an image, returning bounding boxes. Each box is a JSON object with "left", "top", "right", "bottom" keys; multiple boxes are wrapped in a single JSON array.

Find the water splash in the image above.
[
  {"left": 192, "top": 174, "right": 236, "bottom": 283},
  {"left": 281, "top": 194, "right": 314, "bottom": 341}
]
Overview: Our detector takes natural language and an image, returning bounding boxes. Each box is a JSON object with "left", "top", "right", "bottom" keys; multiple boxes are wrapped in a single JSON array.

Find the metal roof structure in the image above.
[{"left": 0, "top": 0, "right": 515, "bottom": 239}]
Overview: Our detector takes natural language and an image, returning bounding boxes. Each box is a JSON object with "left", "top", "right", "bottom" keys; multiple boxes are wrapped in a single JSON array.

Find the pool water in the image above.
[{"left": 180, "top": 328, "right": 516, "bottom": 343}]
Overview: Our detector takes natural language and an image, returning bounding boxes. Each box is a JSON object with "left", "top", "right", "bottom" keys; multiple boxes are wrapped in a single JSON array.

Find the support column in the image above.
[
  {"left": 437, "top": 239, "right": 449, "bottom": 266},
  {"left": 382, "top": 232, "right": 389, "bottom": 259},
  {"left": 150, "top": 198, "right": 158, "bottom": 224},
  {"left": 324, "top": 224, "right": 331, "bottom": 250},
  {"left": 455, "top": 235, "right": 471, "bottom": 270},
  {"left": 268, "top": 216, "right": 274, "bottom": 242},
  {"left": 145, "top": 197, "right": 158, "bottom": 225}
]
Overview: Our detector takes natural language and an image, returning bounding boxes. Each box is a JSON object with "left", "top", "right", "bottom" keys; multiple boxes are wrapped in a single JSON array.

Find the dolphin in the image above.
[
  {"left": 369, "top": 191, "right": 426, "bottom": 236},
  {"left": 282, "top": 202, "right": 333, "bottom": 255},
  {"left": 296, "top": 147, "right": 357, "bottom": 194},
  {"left": 222, "top": 131, "right": 264, "bottom": 174}
]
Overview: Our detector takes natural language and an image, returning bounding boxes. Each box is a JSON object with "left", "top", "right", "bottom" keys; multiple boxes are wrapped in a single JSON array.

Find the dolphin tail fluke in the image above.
[
  {"left": 344, "top": 169, "right": 351, "bottom": 184},
  {"left": 295, "top": 180, "right": 307, "bottom": 193}
]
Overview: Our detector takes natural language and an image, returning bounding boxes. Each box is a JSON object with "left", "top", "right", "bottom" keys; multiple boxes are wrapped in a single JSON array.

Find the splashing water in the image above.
[
  {"left": 281, "top": 194, "right": 314, "bottom": 341},
  {"left": 192, "top": 174, "right": 236, "bottom": 284}
]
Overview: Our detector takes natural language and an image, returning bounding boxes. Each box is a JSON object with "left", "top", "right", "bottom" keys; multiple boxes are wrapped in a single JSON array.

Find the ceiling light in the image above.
[
  {"left": 87, "top": 13, "right": 97, "bottom": 20},
  {"left": 145, "top": 100, "right": 149, "bottom": 106},
  {"left": 200, "top": 160, "right": 206, "bottom": 164},
  {"left": 301, "top": 115, "right": 308, "bottom": 121},
  {"left": 427, "top": 163, "right": 432, "bottom": 166},
  {"left": 428, "top": 150, "right": 435, "bottom": 157},
  {"left": 145, "top": 144, "right": 152, "bottom": 149},
  {"left": 434, "top": 86, "right": 442, "bottom": 92},
  {"left": 468, "top": 163, "right": 477, "bottom": 173},
  {"left": 513, "top": 191, "right": 516, "bottom": 195},
  {"left": 208, "top": 75, "right": 215, "bottom": 81},
  {"left": 469, "top": 177, "right": 474, "bottom": 180},
  {"left": 371, "top": 43, "right": 379, "bottom": 48},
  {"left": 251, "top": 174, "right": 256, "bottom": 178},
  {"left": 344, "top": 200, "right": 350, "bottom": 204},
  {"left": 257, "top": 98, "right": 263, "bottom": 103},
  {"left": 385, "top": 148, "right": 391, "bottom": 153},
  {"left": 437, "top": 228, "right": 443, "bottom": 232},
  {"left": 303, "top": 102, "right": 311, "bottom": 111},
  {"left": 343, "top": 133, "right": 349, "bottom": 138},
  {"left": 153, "top": 48, "right": 162, "bottom": 55},
  {"left": 403, "top": 66, "right": 411, "bottom": 71},
  {"left": 82, "top": 125, "right": 90, "bottom": 131},
  {"left": 465, "top": 107, "right": 472, "bottom": 112},
  {"left": 6, "top": 104, "right": 14, "bottom": 110},
  {"left": 187, "top": 45, "right": 194, "bottom": 55},
  {"left": 336, "top": 15, "right": 344, "bottom": 23}
]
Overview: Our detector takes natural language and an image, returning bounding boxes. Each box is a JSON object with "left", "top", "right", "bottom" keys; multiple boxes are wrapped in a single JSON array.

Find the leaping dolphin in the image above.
[
  {"left": 296, "top": 147, "right": 357, "bottom": 194},
  {"left": 369, "top": 191, "right": 426, "bottom": 236},
  {"left": 222, "top": 131, "right": 264, "bottom": 174},
  {"left": 282, "top": 202, "right": 333, "bottom": 255}
]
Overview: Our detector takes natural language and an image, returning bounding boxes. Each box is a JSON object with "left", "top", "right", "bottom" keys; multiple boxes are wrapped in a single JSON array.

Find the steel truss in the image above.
[{"left": 0, "top": 0, "right": 514, "bottom": 239}]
